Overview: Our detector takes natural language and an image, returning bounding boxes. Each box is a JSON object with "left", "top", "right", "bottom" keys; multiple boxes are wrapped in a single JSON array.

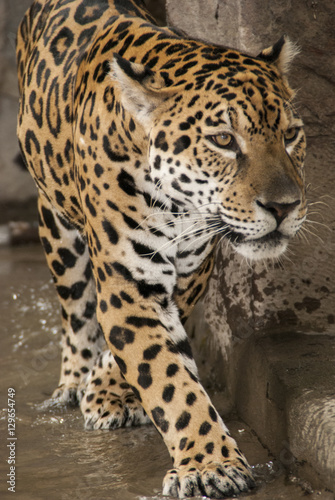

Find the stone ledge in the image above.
[{"left": 236, "top": 333, "right": 335, "bottom": 492}]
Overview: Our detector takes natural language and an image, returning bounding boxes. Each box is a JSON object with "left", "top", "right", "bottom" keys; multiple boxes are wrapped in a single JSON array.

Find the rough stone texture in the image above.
[
  {"left": 235, "top": 333, "right": 335, "bottom": 491},
  {"left": 289, "top": 392, "right": 335, "bottom": 491},
  {"left": 168, "top": 0, "right": 335, "bottom": 491}
]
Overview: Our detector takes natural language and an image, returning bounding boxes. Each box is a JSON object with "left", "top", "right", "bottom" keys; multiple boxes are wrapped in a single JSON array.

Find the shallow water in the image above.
[{"left": 0, "top": 246, "right": 332, "bottom": 500}]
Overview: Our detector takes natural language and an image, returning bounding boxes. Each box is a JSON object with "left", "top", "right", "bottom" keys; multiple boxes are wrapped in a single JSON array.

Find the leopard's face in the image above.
[{"left": 146, "top": 70, "right": 306, "bottom": 261}]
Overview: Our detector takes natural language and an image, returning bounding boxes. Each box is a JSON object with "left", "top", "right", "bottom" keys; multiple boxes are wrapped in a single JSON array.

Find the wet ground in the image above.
[{"left": 0, "top": 245, "right": 333, "bottom": 500}]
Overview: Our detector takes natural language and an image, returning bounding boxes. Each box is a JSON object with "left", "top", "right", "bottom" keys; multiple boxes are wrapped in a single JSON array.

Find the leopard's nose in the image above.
[{"left": 256, "top": 199, "right": 301, "bottom": 226}]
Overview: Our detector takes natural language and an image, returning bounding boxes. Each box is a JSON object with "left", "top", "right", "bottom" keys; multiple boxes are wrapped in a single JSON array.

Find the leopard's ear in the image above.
[
  {"left": 110, "top": 54, "right": 174, "bottom": 132},
  {"left": 258, "top": 35, "right": 300, "bottom": 75}
]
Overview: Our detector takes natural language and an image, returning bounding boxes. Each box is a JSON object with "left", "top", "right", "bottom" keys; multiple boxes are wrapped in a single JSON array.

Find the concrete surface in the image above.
[{"left": 237, "top": 333, "right": 335, "bottom": 491}]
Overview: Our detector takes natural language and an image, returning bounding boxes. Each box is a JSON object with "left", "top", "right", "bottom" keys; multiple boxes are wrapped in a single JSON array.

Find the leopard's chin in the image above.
[{"left": 231, "top": 230, "right": 289, "bottom": 261}]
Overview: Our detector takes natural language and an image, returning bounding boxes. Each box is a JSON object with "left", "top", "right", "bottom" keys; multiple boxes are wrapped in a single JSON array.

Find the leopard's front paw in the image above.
[{"left": 162, "top": 459, "right": 255, "bottom": 499}]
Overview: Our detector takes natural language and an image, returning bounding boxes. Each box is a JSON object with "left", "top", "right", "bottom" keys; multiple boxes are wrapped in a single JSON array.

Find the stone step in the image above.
[{"left": 236, "top": 333, "right": 335, "bottom": 491}]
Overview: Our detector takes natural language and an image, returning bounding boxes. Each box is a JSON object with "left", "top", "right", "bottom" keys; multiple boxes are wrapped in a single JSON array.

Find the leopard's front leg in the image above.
[{"left": 90, "top": 252, "right": 254, "bottom": 499}]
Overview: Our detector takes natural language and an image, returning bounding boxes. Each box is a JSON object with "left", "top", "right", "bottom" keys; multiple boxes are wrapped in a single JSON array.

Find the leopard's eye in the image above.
[
  {"left": 208, "top": 133, "right": 236, "bottom": 149},
  {"left": 284, "top": 127, "right": 299, "bottom": 144}
]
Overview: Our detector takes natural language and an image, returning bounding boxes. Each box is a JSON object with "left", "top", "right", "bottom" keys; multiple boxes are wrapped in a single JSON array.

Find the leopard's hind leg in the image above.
[{"left": 38, "top": 193, "right": 105, "bottom": 405}]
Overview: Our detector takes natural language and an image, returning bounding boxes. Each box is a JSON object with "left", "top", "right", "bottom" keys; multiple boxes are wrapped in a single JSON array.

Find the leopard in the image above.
[{"left": 16, "top": 0, "right": 307, "bottom": 497}]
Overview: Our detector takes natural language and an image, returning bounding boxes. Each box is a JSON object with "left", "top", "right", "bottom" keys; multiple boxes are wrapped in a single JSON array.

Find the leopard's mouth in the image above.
[
  {"left": 204, "top": 215, "right": 295, "bottom": 260},
  {"left": 227, "top": 229, "right": 290, "bottom": 261},
  {"left": 247, "top": 230, "right": 288, "bottom": 246}
]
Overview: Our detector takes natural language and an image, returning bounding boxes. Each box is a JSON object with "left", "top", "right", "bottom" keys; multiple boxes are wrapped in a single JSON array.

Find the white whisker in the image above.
[
  {"left": 148, "top": 221, "right": 208, "bottom": 259},
  {"left": 300, "top": 225, "right": 324, "bottom": 244},
  {"left": 178, "top": 224, "right": 229, "bottom": 254},
  {"left": 305, "top": 219, "right": 330, "bottom": 230}
]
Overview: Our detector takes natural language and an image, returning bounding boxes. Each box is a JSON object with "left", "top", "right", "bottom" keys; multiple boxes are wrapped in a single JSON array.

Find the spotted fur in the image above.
[{"left": 17, "top": 0, "right": 306, "bottom": 497}]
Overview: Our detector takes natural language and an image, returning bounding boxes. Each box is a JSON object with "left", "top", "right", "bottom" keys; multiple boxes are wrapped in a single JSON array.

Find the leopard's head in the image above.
[{"left": 112, "top": 36, "right": 306, "bottom": 260}]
